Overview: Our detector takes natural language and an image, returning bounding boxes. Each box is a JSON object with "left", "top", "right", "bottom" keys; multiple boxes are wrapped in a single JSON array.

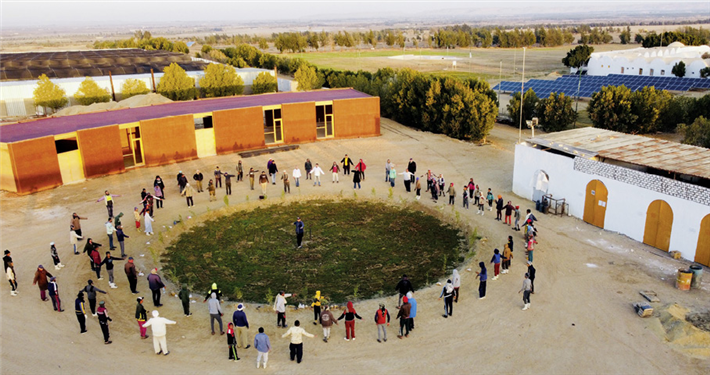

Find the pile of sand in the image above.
[
  {"left": 55, "top": 93, "right": 172, "bottom": 117},
  {"left": 648, "top": 303, "right": 710, "bottom": 359}
]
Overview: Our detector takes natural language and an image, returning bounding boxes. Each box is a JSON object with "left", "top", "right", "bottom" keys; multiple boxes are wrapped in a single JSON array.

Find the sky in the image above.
[{"left": 1, "top": 0, "right": 708, "bottom": 29}]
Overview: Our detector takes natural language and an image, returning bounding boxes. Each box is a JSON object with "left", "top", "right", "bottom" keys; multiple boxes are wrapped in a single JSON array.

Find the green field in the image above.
[{"left": 163, "top": 200, "right": 467, "bottom": 304}]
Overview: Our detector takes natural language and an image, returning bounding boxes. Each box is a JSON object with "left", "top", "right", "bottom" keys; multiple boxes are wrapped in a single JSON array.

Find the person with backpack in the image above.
[
  {"left": 319, "top": 305, "right": 337, "bottom": 343},
  {"left": 374, "top": 304, "right": 390, "bottom": 343},
  {"left": 337, "top": 301, "right": 362, "bottom": 341},
  {"left": 439, "top": 279, "right": 454, "bottom": 318}
]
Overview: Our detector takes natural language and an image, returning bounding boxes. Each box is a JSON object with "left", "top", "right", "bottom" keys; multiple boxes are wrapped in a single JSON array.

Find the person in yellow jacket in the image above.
[{"left": 311, "top": 291, "right": 325, "bottom": 325}]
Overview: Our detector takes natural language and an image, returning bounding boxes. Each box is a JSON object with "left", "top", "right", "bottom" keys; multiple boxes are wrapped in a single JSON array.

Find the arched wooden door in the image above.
[
  {"left": 643, "top": 200, "right": 673, "bottom": 251},
  {"left": 583, "top": 180, "right": 608, "bottom": 228},
  {"left": 695, "top": 214, "right": 710, "bottom": 267}
]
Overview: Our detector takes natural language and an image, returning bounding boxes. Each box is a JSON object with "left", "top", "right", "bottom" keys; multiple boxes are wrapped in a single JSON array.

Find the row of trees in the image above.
[
  {"left": 32, "top": 75, "right": 151, "bottom": 113},
  {"left": 639, "top": 28, "right": 709, "bottom": 47},
  {"left": 433, "top": 25, "right": 576, "bottom": 48},
  {"left": 93, "top": 34, "right": 189, "bottom": 54},
  {"left": 506, "top": 90, "right": 577, "bottom": 132}
]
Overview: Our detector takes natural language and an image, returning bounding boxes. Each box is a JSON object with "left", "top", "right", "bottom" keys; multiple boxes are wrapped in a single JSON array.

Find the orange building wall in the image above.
[
  {"left": 140, "top": 115, "right": 198, "bottom": 167},
  {"left": 77, "top": 125, "right": 125, "bottom": 178},
  {"left": 333, "top": 97, "right": 380, "bottom": 139},
  {"left": 282, "top": 102, "right": 317, "bottom": 144},
  {"left": 213, "top": 107, "right": 265, "bottom": 155},
  {"left": 8, "top": 136, "right": 62, "bottom": 194}
]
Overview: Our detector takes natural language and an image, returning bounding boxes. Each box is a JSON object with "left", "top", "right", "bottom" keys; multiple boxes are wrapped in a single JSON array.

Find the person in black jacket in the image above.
[
  {"left": 304, "top": 159, "right": 313, "bottom": 180},
  {"left": 178, "top": 173, "right": 188, "bottom": 193},
  {"left": 115, "top": 226, "right": 129, "bottom": 258},
  {"left": 136, "top": 297, "right": 149, "bottom": 339},
  {"left": 203, "top": 283, "right": 223, "bottom": 302},
  {"left": 101, "top": 251, "right": 124, "bottom": 289},
  {"left": 193, "top": 170, "right": 204, "bottom": 192},
  {"left": 527, "top": 261, "right": 536, "bottom": 294},
  {"left": 341, "top": 154, "right": 353, "bottom": 175},
  {"left": 75, "top": 292, "right": 87, "bottom": 333},
  {"left": 81, "top": 279, "right": 107, "bottom": 316},
  {"left": 395, "top": 275, "right": 413, "bottom": 307},
  {"left": 97, "top": 300, "right": 113, "bottom": 344},
  {"left": 407, "top": 158, "right": 417, "bottom": 186},
  {"left": 268, "top": 160, "right": 278, "bottom": 184}
]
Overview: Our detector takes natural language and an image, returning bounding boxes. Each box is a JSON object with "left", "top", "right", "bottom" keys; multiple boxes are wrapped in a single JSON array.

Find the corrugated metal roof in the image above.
[
  {"left": 527, "top": 128, "right": 710, "bottom": 180},
  {"left": 0, "top": 88, "right": 371, "bottom": 143}
]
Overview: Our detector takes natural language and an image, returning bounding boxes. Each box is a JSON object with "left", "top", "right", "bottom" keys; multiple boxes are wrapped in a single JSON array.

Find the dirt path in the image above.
[{"left": 1, "top": 120, "right": 708, "bottom": 374}]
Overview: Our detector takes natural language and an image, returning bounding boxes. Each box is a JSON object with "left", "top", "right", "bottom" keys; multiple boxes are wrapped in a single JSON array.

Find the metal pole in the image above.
[
  {"left": 498, "top": 61, "right": 502, "bottom": 115},
  {"left": 574, "top": 68, "right": 582, "bottom": 128},
  {"left": 108, "top": 71, "right": 116, "bottom": 102},
  {"left": 150, "top": 69, "right": 157, "bottom": 93},
  {"left": 518, "top": 47, "right": 526, "bottom": 143}
]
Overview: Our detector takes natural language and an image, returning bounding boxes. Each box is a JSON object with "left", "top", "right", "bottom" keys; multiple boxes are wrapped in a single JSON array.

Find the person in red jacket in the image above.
[
  {"left": 90, "top": 248, "right": 103, "bottom": 280},
  {"left": 374, "top": 304, "right": 390, "bottom": 343},
  {"left": 337, "top": 301, "right": 362, "bottom": 341}
]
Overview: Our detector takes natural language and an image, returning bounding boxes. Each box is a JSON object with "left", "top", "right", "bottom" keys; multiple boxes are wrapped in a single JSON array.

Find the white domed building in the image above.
[{"left": 583, "top": 42, "right": 710, "bottom": 78}]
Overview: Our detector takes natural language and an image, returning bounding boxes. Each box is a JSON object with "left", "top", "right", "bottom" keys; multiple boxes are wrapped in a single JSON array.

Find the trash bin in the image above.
[
  {"left": 535, "top": 200, "right": 541, "bottom": 212},
  {"left": 689, "top": 265, "right": 703, "bottom": 289}
]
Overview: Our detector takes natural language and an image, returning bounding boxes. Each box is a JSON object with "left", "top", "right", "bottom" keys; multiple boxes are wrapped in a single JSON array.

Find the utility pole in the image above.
[
  {"left": 518, "top": 47, "right": 526, "bottom": 144},
  {"left": 498, "top": 61, "right": 502, "bottom": 115}
]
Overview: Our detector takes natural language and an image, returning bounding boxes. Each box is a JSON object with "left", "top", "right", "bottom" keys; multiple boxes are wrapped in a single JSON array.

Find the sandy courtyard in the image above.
[{"left": 1, "top": 120, "right": 708, "bottom": 374}]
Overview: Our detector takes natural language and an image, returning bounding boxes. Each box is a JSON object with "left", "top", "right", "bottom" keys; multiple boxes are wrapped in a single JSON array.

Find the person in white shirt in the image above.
[
  {"left": 292, "top": 167, "right": 302, "bottom": 187},
  {"left": 70, "top": 226, "right": 83, "bottom": 254},
  {"left": 144, "top": 211, "right": 154, "bottom": 236},
  {"left": 105, "top": 218, "right": 117, "bottom": 250},
  {"left": 309, "top": 164, "right": 324, "bottom": 186},
  {"left": 142, "top": 310, "right": 177, "bottom": 355},
  {"left": 281, "top": 320, "right": 315, "bottom": 364},
  {"left": 273, "top": 291, "right": 293, "bottom": 327}
]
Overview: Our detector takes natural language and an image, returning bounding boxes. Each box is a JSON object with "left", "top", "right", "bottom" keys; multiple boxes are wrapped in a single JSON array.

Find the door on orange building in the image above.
[
  {"left": 121, "top": 126, "right": 145, "bottom": 168},
  {"left": 583, "top": 179, "right": 608, "bottom": 228},
  {"left": 695, "top": 214, "right": 710, "bottom": 267},
  {"left": 316, "top": 103, "right": 334, "bottom": 139},
  {"left": 643, "top": 200, "right": 673, "bottom": 252}
]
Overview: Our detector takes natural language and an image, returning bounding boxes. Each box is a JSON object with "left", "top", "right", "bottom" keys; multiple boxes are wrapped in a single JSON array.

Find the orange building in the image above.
[{"left": 0, "top": 89, "right": 380, "bottom": 194}]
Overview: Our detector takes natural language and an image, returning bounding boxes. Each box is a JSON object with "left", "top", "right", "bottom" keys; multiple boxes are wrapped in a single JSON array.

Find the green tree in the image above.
[
  {"left": 294, "top": 65, "right": 323, "bottom": 91},
  {"left": 258, "top": 38, "right": 268, "bottom": 50},
  {"left": 251, "top": 71, "right": 278, "bottom": 94},
  {"left": 32, "top": 74, "right": 68, "bottom": 113},
  {"left": 120, "top": 78, "right": 150, "bottom": 99},
  {"left": 620, "top": 26, "right": 631, "bottom": 44},
  {"left": 700, "top": 67, "right": 710, "bottom": 78},
  {"left": 630, "top": 87, "right": 672, "bottom": 133},
  {"left": 74, "top": 76, "right": 111, "bottom": 105},
  {"left": 385, "top": 31, "right": 396, "bottom": 47},
  {"left": 634, "top": 34, "right": 644, "bottom": 44},
  {"left": 172, "top": 41, "right": 189, "bottom": 54},
  {"left": 588, "top": 85, "right": 637, "bottom": 133},
  {"left": 201, "top": 45, "right": 212, "bottom": 54},
  {"left": 678, "top": 116, "right": 710, "bottom": 148},
  {"left": 562, "top": 44, "right": 594, "bottom": 68},
  {"left": 396, "top": 32, "right": 406, "bottom": 48},
  {"left": 207, "top": 49, "right": 228, "bottom": 63},
  {"left": 672, "top": 61, "right": 686, "bottom": 78},
  {"left": 507, "top": 89, "right": 539, "bottom": 126},
  {"left": 199, "top": 63, "right": 244, "bottom": 98},
  {"left": 536, "top": 92, "right": 577, "bottom": 132},
  {"left": 157, "top": 62, "right": 197, "bottom": 101}
]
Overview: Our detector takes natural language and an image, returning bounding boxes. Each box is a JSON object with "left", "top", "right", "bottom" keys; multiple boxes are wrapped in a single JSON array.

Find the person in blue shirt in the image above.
[
  {"left": 406, "top": 291, "right": 417, "bottom": 330},
  {"left": 476, "top": 262, "right": 487, "bottom": 299},
  {"left": 490, "top": 249, "right": 501, "bottom": 280},
  {"left": 232, "top": 303, "right": 251, "bottom": 350},
  {"left": 254, "top": 327, "right": 271, "bottom": 369},
  {"left": 293, "top": 217, "right": 305, "bottom": 248}
]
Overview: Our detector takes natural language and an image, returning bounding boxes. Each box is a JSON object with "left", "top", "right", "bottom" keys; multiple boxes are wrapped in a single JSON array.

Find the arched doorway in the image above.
[
  {"left": 695, "top": 214, "right": 710, "bottom": 267},
  {"left": 531, "top": 170, "right": 549, "bottom": 203},
  {"left": 583, "top": 180, "right": 608, "bottom": 228},
  {"left": 643, "top": 200, "right": 673, "bottom": 252}
]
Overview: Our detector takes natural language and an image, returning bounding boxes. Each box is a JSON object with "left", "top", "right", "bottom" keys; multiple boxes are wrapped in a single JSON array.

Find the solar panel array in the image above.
[{"left": 493, "top": 74, "right": 710, "bottom": 98}]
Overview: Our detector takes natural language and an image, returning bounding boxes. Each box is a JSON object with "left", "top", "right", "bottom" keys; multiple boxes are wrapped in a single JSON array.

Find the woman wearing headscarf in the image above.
[
  {"left": 153, "top": 176, "right": 165, "bottom": 199},
  {"left": 452, "top": 269, "right": 461, "bottom": 303},
  {"left": 476, "top": 262, "right": 487, "bottom": 299},
  {"left": 144, "top": 210, "right": 154, "bottom": 236},
  {"left": 337, "top": 301, "right": 362, "bottom": 341},
  {"left": 439, "top": 279, "right": 454, "bottom": 318}
]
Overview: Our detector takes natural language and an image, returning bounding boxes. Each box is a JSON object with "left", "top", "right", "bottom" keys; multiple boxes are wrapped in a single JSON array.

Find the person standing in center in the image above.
[
  {"left": 223, "top": 171, "right": 235, "bottom": 195},
  {"left": 105, "top": 218, "right": 117, "bottom": 250},
  {"left": 527, "top": 261, "right": 536, "bottom": 294},
  {"left": 330, "top": 162, "right": 340, "bottom": 183},
  {"left": 50, "top": 242, "right": 64, "bottom": 270},
  {"left": 143, "top": 310, "right": 176, "bottom": 356},
  {"left": 338, "top": 301, "right": 362, "bottom": 341},
  {"left": 281, "top": 171, "right": 290, "bottom": 193},
  {"left": 353, "top": 167, "right": 362, "bottom": 189},
  {"left": 81, "top": 279, "right": 107, "bottom": 316},
  {"left": 292, "top": 166, "right": 302, "bottom": 187},
  {"left": 147, "top": 268, "right": 165, "bottom": 307},
  {"left": 282, "top": 320, "right": 315, "bottom": 364},
  {"left": 490, "top": 249, "right": 501, "bottom": 280},
  {"left": 136, "top": 297, "right": 150, "bottom": 339},
  {"left": 75, "top": 292, "right": 87, "bottom": 334},
  {"left": 310, "top": 163, "right": 324, "bottom": 186},
  {"left": 268, "top": 159, "right": 278, "bottom": 184},
  {"left": 125, "top": 257, "right": 139, "bottom": 294},
  {"left": 502, "top": 244, "right": 513, "bottom": 274},
  {"left": 476, "top": 262, "right": 487, "bottom": 299},
  {"left": 178, "top": 285, "right": 192, "bottom": 317},
  {"left": 388, "top": 164, "right": 397, "bottom": 187},
  {"left": 452, "top": 269, "right": 461, "bottom": 303},
  {"left": 254, "top": 327, "right": 271, "bottom": 368},
  {"left": 237, "top": 160, "right": 244, "bottom": 182},
  {"left": 70, "top": 225, "right": 83, "bottom": 254},
  {"left": 207, "top": 179, "right": 216, "bottom": 201},
  {"left": 232, "top": 303, "right": 251, "bottom": 349},
  {"left": 48, "top": 276, "right": 63, "bottom": 312},
  {"left": 97, "top": 301, "right": 113, "bottom": 344},
  {"left": 311, "top": 290, "right": 323, "bottom": 325},
  {"left": 208, "top": 292, "right": 225, "bottom": 335},
  {"left": 259, "top": 171, "right": 269, "bottom": 195},
  {"left": 144, "top": 210, "right": 154, "bottom": 236},
  {"left": 396, "top": 296, "right": 411, "bottom": 339},
  {"left": 319, "top": 305, "right": 337, "bottom": 342},
  {"left": 439, "top": 280, "right": 454, "bottom": 318},
  {"left": 32, "top": 265, "right": 53, "bottom": 301},
  {"left": 356, "top": 159, "right": 367, "bottom": 180},
  {"left": 293, "top": 217, "right": 305, "bottom": 248},
  {"left": 115, "top": 225, "right": 129, "bottom": 257},
  {"left": 519, "top": 272, "right": 532, "bottom": 310},
  {"left": 448, "top": 183, "right": 456, "bottom": 205},
  {"left": 304, "top": 159, "right": 313, "bottom": 180},
  {"left": 374, "top": 304, "right": 390, "bottom": 343},
  {"left": 274, "top": 291, "right": 292, "bottom": 328},
  {"left": 101, "top": 251, "right": 124, "bottom": 289},
  {"left": 407, "top": 158, "right": 417, "bottom": 185},
  {"left": 395, "top": 274, "right": 413, "bottom": 307},
  {"left": 341, "top": 154, "right": 353, "bottom": 175},
  {"left": 97, "top": 190, "right": 121, "bottom": 218},
  {"left": 193, "top": 170, "right": 204, "bottom": 193},
  {"left": 181, "top": 183, "right": 195, "bottom": 206},
  {"left": 214, "top": 166, "right": 222, "bottom": 188}
]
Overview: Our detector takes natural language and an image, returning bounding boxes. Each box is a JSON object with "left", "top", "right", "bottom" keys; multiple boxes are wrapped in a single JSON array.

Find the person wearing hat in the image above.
[
  {"left": 293, "top": 217, "right": 305, "bottom": 249},
  {"left": 49, "top": 243, "right": 64, "bottom": 270},
  {"left": 5, "top": 252, "right": 17, "bottom": 296},
  {"left": 527, "top": 261, "right": 536, "bottom": 294},
  {"left": 125, "top": 257, "right": 139, "bottom": 294},
  {"left": 373, "top": 303, "right": 390, "bottom": 343},
  {"left": 396, "top": 296, "right": 411, "bottom": 338},
  {"left": 81, "top": 280, "right": 107, "bottom": 316},
  {"left": 147, "top": 268, "right": 165, "bottom": 307},
  {"left": 97, "top": 300, "right": 113, "bottom": 344},
  {"left": 136, "top": 297, "right": 149, "bottom": 339},
  {"left": 232, "top": 303, "right": 251, "bottom": 349},
  {"left": 32, "top": 265, "right": 53, "bottom": 301},
  {"left": 178, "top": 285, "right": 192, "bottom": 317},
  {"left": 519, "top": 272, "right": 532, "bottom": 310},
  {"left": 143, "top": 310, "right": 177, "bottom": 355},
  {"left": 319, "top": 304, "right": 337, "bottom": 342},
  {"left": 75, "top": 292, "right": 87, "bottom": 333},
  {"left": 48, "top": 276, "right": 63, "bottom": 312}
]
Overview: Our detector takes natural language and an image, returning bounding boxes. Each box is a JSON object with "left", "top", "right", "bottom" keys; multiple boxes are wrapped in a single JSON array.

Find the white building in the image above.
[
  {"left": 513, "top": 127, "right": 710, "bottom": 267},
  {"left": 582, "top": 42, "right": 710, "bottom": 78},
  {"left": 1, "top": 65, "right": 293, "bottom": 118}
]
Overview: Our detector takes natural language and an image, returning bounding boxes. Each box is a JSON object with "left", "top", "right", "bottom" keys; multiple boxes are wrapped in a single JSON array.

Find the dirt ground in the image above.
[{"left": 1, "top": 120, "right": 709, "bottom": 374}]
